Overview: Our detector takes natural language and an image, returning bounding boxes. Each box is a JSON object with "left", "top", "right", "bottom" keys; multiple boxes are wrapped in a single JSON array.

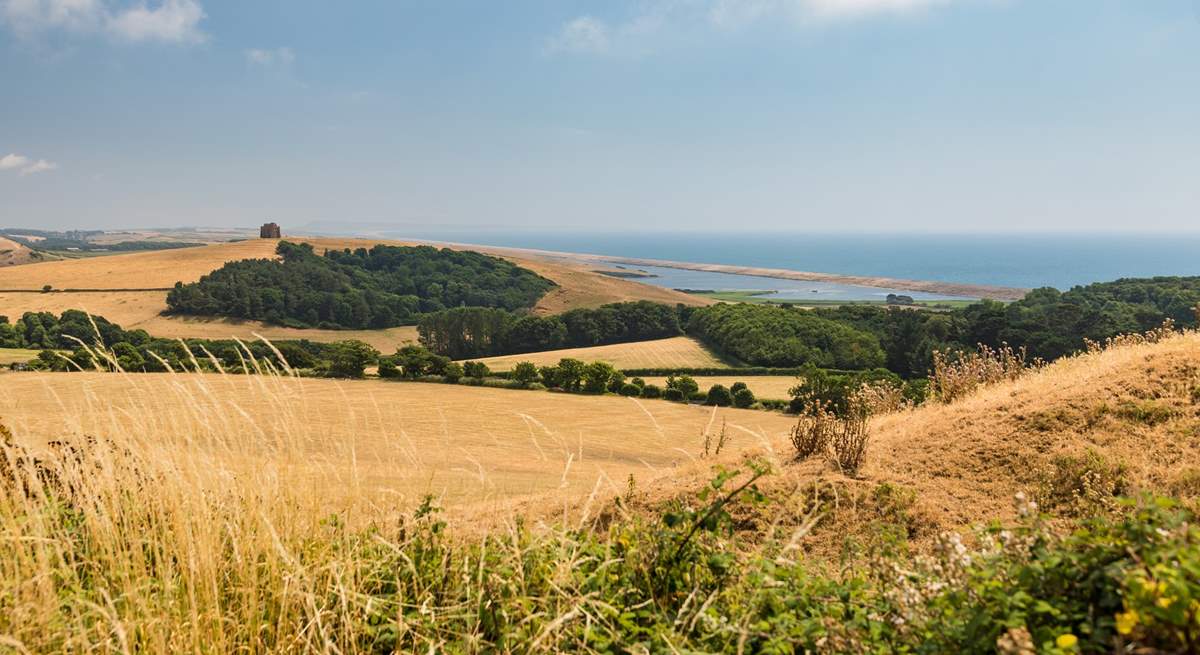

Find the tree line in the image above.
[
  {"left": 416, "top": 301, "right": 682, "bottom": 359},
  {"left": 165, "top": 241, "right": 556, "bottom": 329},
  {"left": 690, "top": 276, "right": 1200, "bottom": 377},
  {"left": 2, "top": 310, "right": 369, "bottom": 376}
]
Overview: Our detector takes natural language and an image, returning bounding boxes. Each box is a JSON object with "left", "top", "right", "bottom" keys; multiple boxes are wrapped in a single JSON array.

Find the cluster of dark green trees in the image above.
[
  {"left": 416, "top": 301, "right": 682, "bottom": 359},
  {"left": 165, "top": 241, "right": 556, "bottom": 329},
  {"left": 686, "top": 303, "right": 886, "bottom": 370}
]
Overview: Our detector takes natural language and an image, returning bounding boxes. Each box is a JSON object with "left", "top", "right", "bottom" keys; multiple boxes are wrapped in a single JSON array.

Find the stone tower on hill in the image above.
[{"left": 259, "top": 222, "right": 281, "bottom": 239}]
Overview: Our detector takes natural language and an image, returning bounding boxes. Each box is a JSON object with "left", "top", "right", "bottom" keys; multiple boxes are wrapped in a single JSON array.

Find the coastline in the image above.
[{"left": 394, "top": 238, "right": 1029, "bottom": 302}]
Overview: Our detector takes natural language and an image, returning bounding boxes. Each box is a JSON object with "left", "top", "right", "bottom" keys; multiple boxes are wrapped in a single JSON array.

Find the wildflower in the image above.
[
  {"left": 1115, "top": 610, "right": 1138, "bottom": 635},
  {"left": 1055, "top": 633, "right": 1078, "bottom": 650}
]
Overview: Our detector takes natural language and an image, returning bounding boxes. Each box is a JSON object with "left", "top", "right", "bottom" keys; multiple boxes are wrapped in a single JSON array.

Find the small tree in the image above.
[
  {"left": 512, "top": 361, "right": 540, "bottom": 387},
  {"left": 733, "top": 387, "right": 756, "bottom": 409},
  {"left": 443, "top": 361, "right": 464, "bottom": 383},
  {"left": 663, "top": 388, "right": 685, "bottom": 402},
  {"left": 395, "top": 345, "right": 434, "bottom": 378},
  {"left": 666, "top": 374, "right": 699, "bottom": 396},
  {"left": 325, "top": 341, "right": 379, "bottom": 379},
  {"left": 582, "top": 361, "right": 619, "bottom": 394},
  {"left": 377, "top": 356, "right": 401, "bottom": 378},
  {"left": 730, "top": 381, "right": 749, "bottom": 396},
  {"left": 538, "top": 365, "right": 561, "bottom": 389},
  {"left": 619, "top": 383, "right": 642, "bottom": 397},
  {"left": 463, "top": 361, "right": 490, "bottom": 380},
  {"left": 706, "top": 384, "right": 733, "bottom": 407},
  {"left": 557, "top": 358, "right": 586, "bottom": 391}
]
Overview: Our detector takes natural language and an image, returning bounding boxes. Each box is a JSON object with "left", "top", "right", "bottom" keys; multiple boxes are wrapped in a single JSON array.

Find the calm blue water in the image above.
[
  {"left": 380, "top": 231, "right": 1200, "bottom": 292},
  {"left": 613, "top": 263, "right": 970, "bottom": 302}
]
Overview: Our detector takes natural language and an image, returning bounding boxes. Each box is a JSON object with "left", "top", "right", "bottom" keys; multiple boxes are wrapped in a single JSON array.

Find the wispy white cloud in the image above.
[
  {"left": 0, "top": 153, "right": 31, "bottom": 170},
  {"left": 20, "top": 159, "right": 58, "bottom": 175},
  {"left": 0, "top": 0, "right": 206, "bottom": 44},
  {"left": 550, "top": 0, "right": 962, "bottom": 55},
  {"left": 546, "top": 16, "right": 611, "bottom": 54},
  {"left": 0, "top": 153, "right": 58, "bottom": 175},
  {"left": 245, "top": 46, "right": 295, "bottom": 66}
]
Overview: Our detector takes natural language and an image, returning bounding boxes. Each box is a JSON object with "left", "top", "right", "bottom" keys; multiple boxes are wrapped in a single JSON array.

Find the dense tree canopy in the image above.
[
  {"left": 417, "top": 301, "right": 683, "bottom": 359},
  {"left": 687, "top": 303, "right": 886, "bottom": 370},
  {"left": 165, "top": 241, "right": 556, "bottom": 329}
]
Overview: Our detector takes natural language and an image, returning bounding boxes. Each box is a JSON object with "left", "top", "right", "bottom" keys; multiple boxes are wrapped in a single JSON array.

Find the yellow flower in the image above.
[
  {"left": 1157, "top": 596, "right": 1175, "bottom": 609},
  {"left": 1056, "top": 633, "right": 1078, "bottom": 650},
  {"left": 1115, "top": 610, "right": 1138, "bottom": 635}
]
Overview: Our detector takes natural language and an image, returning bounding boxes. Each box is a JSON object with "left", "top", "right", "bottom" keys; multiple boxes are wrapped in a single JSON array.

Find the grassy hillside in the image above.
[
  {"left": 0, "top": 236, "right": 45, "bottom": 267},
  {"left": 0, "top": 237, "right": 705, "bottom": 348},
  {"left": 2, "top": 330, "right": 1199, "bottom": 651}
]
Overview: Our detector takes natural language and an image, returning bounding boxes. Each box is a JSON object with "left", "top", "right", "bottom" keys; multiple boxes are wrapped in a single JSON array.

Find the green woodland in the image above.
[{"left": 165, "top": 241, "right": 556, "bottom": 329}]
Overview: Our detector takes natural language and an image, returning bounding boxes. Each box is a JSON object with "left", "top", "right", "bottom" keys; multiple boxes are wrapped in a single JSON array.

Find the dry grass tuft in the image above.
[
  {"left": 930, "top": 343, "right": 1037, "bottom": 403},
  {"left": 788, "top": 396, "right": 872, "bottom": 477}
]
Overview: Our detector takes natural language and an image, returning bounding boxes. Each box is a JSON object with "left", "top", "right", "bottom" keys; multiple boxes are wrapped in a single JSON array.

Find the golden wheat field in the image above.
[
  {"left": 0, "top": 238, "right": 704, "bottom": 349},
  {"left": 468, "top": 336, "right": 727, "bottom": 371},
  {"left": 639, "top": 375, "right": 800, "bottom": 399},
  {"left": 0, "top": 371, "right": 795, "bottom": 509}
]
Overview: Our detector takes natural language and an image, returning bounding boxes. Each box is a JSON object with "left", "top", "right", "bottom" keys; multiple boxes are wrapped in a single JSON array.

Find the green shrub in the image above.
[
  {"left": 462, "top": 360, "right": 490, "bottom": 380},
  {"left": 442, "top": 361, "right": 463, "bottom": 383},
  {"left": 732, "top": 387, "right": 755, "bottom": 408},
  {"left": 1115, "top": 400, "right": 1178, "bottom": 426},
  {"left": 511, "top": 361, "right": 539, "bottom": 386},
  {"left": 705, "top": 384, "right": 733, "bottom": 407},
  {"left": 665, "top": 374, "right": 699, "bottom": 396},
  {"left": 730, "top": 381, "right": 748, "bottom": 395},
  {"left": 663, "top": 388, "right": 685, "bottom": 402},
  {"left": 641, "top": 384, "right": 663, "bottom": 399},
  {"left": 618, "top": 383, "right": 642, "bottom": 397}
]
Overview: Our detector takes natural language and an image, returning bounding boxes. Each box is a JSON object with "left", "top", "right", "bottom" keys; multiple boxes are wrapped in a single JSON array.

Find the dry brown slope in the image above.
[
  {"left": 0, "top": 238, "right": 705, "bottom": 347},
  {"left": 0, "top": 236, "right": 40, "bottom": 267},
  {"left": 863, "top": 331, "right": 1200, "bottom": 532}
]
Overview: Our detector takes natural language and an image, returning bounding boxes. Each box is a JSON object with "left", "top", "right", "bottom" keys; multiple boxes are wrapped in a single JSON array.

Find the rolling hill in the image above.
[
  {"left": 0, "top": 236, "right": 43, "bottom": 267},
  {"left": 0, "top": 237, "right": 707, "bottom": 349}
]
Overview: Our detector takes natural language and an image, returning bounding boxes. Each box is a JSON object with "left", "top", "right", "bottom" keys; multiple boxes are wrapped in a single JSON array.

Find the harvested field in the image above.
[
  {"left": 0, "top": 348, "right": 40, "bottom": 365},
  {"left": 468, "top": 337, "right": 726, "bottom": 371},
  {"left": 639, "top": 375, "right": 799, "bottom": 399},
  {"left": 0, "top": 372, "right": 794, "bottom": 509},
  {"left": 0, "top": 238, "right": 704, "bottom": 346}
]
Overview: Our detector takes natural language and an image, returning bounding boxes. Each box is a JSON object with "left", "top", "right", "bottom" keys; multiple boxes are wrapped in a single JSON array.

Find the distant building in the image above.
[{"left": 259, "top": 222, "right": 281, "bottom": 239}]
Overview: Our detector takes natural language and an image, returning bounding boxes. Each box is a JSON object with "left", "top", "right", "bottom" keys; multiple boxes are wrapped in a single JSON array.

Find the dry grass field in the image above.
[
  {"left": 640, "top": 375, "right": 800, "bottom": 399},
  {"left": 0, "top": 348, "right": 40, "bottom": 365},
  {"left": 0, "top": 237, "right": 704, "bottom": 349},
  {"left": 0, "top": 371, "right": 795, "bottom": 508},
  {"left": 468, "top": 336, "right": 726, "bottom": 371}
]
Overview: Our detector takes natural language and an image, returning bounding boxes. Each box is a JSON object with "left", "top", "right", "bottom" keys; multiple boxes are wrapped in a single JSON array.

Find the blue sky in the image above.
[{"left": 2, "top": 0, "right": 1199, "bottom": 233}]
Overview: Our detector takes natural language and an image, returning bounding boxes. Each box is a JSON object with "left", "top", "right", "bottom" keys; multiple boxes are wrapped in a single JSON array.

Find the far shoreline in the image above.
[{"left": 389, "top": 237, "right": 1029, "bottom": 302}]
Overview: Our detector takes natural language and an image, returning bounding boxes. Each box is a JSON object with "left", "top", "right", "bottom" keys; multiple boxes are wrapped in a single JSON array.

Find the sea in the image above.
[{"left": 373, "top": 230, "right": 1200, "bottom": 302}]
